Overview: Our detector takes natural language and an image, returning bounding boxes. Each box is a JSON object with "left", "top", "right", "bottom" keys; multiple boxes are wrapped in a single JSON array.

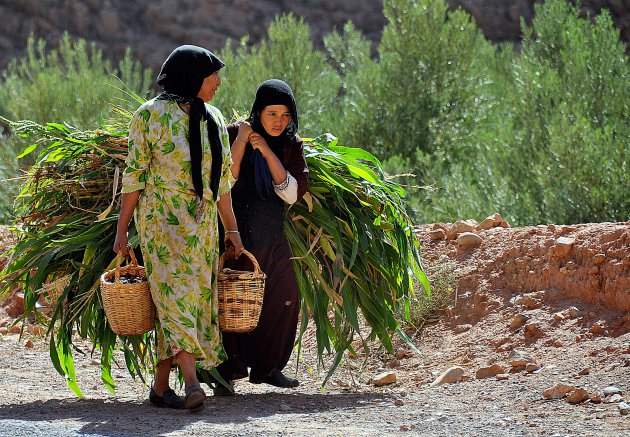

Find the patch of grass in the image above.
[{"left": 407, "top": 259, "right": 458, "bottom": 328}]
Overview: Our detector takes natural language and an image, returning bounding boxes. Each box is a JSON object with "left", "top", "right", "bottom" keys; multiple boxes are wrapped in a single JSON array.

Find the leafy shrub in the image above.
[
  {"left": 506, "top": 0, "right": 629, "bottom": 223},
  {"left": 214, "top": 14, "right": 340, "bottom": 136}
]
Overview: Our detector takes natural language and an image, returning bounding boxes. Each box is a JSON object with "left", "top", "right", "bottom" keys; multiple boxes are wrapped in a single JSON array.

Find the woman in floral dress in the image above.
[{"left": 113, "top": 45, "right": 243, "bottom": 412}]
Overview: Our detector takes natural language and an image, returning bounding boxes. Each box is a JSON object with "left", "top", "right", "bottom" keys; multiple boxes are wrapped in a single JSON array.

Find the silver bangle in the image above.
[{"left": 224, "top": 230, "right": 240, "bottom": 234}]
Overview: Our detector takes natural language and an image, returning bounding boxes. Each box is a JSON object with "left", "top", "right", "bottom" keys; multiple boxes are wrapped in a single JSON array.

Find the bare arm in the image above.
[
  {"left": 217, "top": 191, "right": 244, "bottom": 259},
  {"left": 113, "top": 190, "right": 141, "bottom": 255}
]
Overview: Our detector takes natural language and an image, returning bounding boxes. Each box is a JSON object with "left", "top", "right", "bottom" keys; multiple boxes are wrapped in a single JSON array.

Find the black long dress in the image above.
[{"left": 216, "top": 123, "right": 308, "bottom": 380}]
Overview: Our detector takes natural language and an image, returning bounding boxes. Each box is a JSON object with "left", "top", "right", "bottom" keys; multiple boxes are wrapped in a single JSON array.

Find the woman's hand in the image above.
[
  {"left": 113, "top": 230, "right": 129, "bottom": 256},
  {"left": 236, "top": 121, "right": 253, "bottom": 143},
  {"left": 224, "top": 232, "right": 244, "bottom": 259},
  {"left": 249, "top": 133, "right": 271, "bottom": 157}
]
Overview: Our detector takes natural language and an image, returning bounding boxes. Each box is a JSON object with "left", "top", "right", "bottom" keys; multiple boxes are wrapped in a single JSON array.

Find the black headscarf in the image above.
[
  {"left": 248, "top": 79, "right": 299, "bottom": 199},
  {"left": 156, "top": 45, "right": 224, "bottom": 200}
]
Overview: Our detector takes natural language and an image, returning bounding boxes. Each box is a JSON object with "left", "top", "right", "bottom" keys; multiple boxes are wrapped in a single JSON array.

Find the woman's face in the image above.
[
  {"left": 259, "top": 105, "right": 291, "bottom": 136},
  {"left": 197, "top": 71, "right": 221, "bottom": 102}
]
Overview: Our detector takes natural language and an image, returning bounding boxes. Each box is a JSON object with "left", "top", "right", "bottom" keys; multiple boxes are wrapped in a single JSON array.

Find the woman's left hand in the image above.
[
  {"left": 249, "top": 133, "right": 271, "bottom": 157},
  {"left": 224, "top": 232, "right": 244, "bottom": 259}
]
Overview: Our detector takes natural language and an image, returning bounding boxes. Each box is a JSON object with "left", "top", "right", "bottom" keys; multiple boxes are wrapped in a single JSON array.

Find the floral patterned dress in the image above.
[{"left": 122, "top": 98, "right": 235, "bottom": 369}]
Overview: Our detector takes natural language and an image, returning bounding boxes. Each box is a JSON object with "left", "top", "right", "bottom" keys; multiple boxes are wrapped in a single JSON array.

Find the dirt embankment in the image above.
[{"left": 416, "top": 217, "right": 629, "bottom": 333}]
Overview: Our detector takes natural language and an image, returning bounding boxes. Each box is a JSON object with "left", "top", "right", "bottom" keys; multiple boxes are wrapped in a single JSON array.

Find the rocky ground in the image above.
[{"left": 0, "top": 219, "right": 628, "bottom": 436}]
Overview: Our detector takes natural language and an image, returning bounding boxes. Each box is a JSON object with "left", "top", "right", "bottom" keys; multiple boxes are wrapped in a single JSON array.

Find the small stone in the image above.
[
  {"left": 496, "top": 373, "right": 510, "bottom": 381},
  {"left": 566, "top": 388, "right": 589, "bottom": 404},
  {"left": 567, "top": 307, "right": 581, "bottom": 318},
  {"left": 27, "top": 325, "right": 42, "bottom": 335},
  {"left": 604, "top": 385, "right": 623, "bottom": 396},
  {"left": 429, "top": 229, "right": 446, "bottom": 241},
  {"left": 0, "top": 327, "right": 7, "bottom": 335},
  {"left": 550, "top": 237, "right": 574, "bottom": 257},
  {"left": 24, "top": 340, "right": 34, "bottom": 348},
  {"left": 454, "top": 323, "right": 472, "bottom": 333},
  {"left": 395, "top": 349, "right": 407, "bottom": 360},
  {"left": 430, "top": 366, "right": 465, "bottom": 386},
  {"left": 552, "top": 312, "right": 565, "bottom": 323},
  {"left": 478, "top": 217, "right": 496, "bottom": 230},
  {"left": 523, "top": 322, "right": 544, "bottom": 340},
  {"left": 607, "top": 394, "right": 624, "bottom": 403},
  {"left": 543, "top": 383, "right": 575, "bottom": 399},
  {"left": 508, "top": 349, "right": 535, "bottom": 367},
  {"left": 589, "top": 321, "right": 607, "bottom": 335},
  {"left": 578, "top": 367, "right": 590, "bottom": 375},
  {"left": 553, "top": 340, "right": 563, "bottom": 348},
  {"left": 525, "top": 363, "right": 540, "bottom": 373},
  {"left": 446, "top": 220, "right": 477, "bottom": 239},
  {"left": 373, "top": 371, "right": 396, "bottom": 387},
  {"left": 456, "top": 232, "right": 482, "bottom": 248},
  {"left": 592, "top": 253, "right": 606, "bottom": 265},
  {"left": 618, "top": 402, "right": 630, "bottom": 415},
  {"left": 509, "top": 314, "right": 529, "bottom": 330},
  {"left": 476, "top": 364, "right": 504, "bottom": 379},
  {"left": 394, "top": 399, "right": 405, "bottom": 406},
  {"left": 478, "top": 213, "right": 507, "bottom": 230}
]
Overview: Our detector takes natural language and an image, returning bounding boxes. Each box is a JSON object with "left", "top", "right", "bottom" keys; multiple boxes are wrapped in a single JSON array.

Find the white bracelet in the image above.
[{"left": 224, "top": 230, "right": 240, "bottom": 234}]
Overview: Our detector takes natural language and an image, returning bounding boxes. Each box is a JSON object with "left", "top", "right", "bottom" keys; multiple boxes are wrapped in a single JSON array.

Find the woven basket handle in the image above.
[
  {"left": 219, "top": 249, "right": 262, "bottom": 274},
  {"left": 114, "top": 246, "right": 139, "bottom": 283}
]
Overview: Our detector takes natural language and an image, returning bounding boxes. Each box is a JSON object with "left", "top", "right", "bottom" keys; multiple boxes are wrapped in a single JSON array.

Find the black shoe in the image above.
[
  {"left": 184, "top": 383, "right": 206, "bottom": 413},
  {"left": 249, "top": 369, "right": 299, "bottom": 388},
  {"left": 212, "top": 380, "right": 235, "bottom": 396},
  {"left": 149, "top": 388, "right": 184, "bottom": 409}
]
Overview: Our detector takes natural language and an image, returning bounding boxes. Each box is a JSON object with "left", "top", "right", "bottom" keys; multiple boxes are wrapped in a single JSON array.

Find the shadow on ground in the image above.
[{"left": 0, "top": 391, "right": 392, "bottom": 436}]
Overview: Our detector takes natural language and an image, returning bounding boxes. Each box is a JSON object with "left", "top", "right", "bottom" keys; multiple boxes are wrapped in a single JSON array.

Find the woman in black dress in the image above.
[{"left": 207, "top": 79, "right": 308, "bottom": 394}]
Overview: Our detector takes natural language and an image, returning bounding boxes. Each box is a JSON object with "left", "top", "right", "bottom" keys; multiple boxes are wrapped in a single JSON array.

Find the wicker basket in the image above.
[
  {"left": 218, "top": 250, "right": 266, "bottom": 333},
  {"left": 100, "top": 248, "right": 155, "bottom": 335}
]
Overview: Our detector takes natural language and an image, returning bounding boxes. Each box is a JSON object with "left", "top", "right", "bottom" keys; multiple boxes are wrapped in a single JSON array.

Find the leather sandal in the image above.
[
  {"left": 249, "top": 369, "right": 299, "bottom": 388},
  {"left": 184, "top": 383, "right": 206, "bottom": 412},
  {"left": 149, "top": 388, "right": 184, "bottom": 409}
]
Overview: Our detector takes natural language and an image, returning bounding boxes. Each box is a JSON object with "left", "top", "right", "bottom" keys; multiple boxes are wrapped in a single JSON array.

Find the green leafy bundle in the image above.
[
  {"left": 0, "top": 113, "right": 153, "bottom": 397},
  {"left": 289, "top": 134, "right": 428, "bottom": 382},
  {"left": 0, "top": 115, "right": 427, "bottom": 394}
]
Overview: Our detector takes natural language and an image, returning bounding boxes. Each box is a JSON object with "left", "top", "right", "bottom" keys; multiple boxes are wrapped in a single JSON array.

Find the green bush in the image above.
[
  {"left": 214, "top": 14, "right": 340, "bottom": 136},
  {"left": 505, "top": 0, "right": 629, "bottom": 224},
  {"left": 340, "top": 0, "right": 501, "bottom": 223}
]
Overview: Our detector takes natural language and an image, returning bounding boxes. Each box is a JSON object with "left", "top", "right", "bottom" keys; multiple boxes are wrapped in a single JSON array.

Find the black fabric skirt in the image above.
[{"left": 216, "top": 235, "right": 299, "bottom": 380}]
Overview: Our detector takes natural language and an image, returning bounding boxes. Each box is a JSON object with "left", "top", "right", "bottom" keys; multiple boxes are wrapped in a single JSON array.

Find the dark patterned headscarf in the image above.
[
  {"left": 248, "top": 79, "right": 299, "bottom": 199},
  {"left": 156, "top": 45, "right": 224, "bottom": 200}
]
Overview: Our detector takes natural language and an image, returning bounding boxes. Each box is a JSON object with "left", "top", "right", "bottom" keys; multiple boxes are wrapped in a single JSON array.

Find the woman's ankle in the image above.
[{"left": 152, "top": 384, "right": 170, "bottom": 396}]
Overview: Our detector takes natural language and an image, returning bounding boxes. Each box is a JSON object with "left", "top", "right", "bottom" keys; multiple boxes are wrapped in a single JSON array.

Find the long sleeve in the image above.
[
  {"left": 284, "top": 138, "right": 308, "bottom": 201},
  {"left": 122, "top": 107, "right": 152, "bottom": 193}
]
